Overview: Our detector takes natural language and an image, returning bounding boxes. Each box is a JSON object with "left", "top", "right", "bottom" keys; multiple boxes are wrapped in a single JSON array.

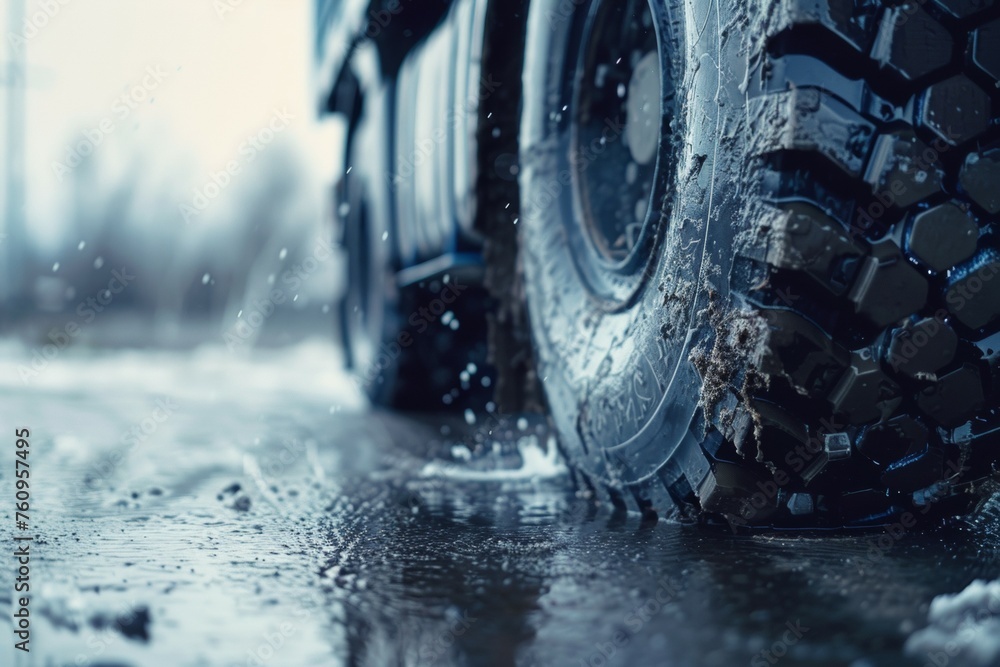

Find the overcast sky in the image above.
[{"left": 3, "top": 0, "right": 342, "bottom": 246}]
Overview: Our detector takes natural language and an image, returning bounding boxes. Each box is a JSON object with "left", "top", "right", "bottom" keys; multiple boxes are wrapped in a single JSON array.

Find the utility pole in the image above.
[{"left": 3, "top": 0, "right": 27, "bottom": 309}]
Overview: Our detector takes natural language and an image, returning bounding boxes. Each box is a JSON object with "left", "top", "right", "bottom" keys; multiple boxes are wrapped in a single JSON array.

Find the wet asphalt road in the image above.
[{"left": 2, "top": 341, "right": 999, "bottom": 667}]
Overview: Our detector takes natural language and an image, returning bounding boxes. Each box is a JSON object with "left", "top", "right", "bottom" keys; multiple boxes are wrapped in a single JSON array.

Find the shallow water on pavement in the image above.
[{"left": 1, "top": 341, "right": 999, "bottom": 667}]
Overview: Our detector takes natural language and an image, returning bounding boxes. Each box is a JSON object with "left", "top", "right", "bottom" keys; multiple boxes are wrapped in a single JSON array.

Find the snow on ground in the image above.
[{"left": 906, "top": 579, "right": 1000, "bottom": 667}]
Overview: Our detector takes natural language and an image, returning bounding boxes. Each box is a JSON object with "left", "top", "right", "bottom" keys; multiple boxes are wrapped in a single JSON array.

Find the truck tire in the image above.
[
  {"left": 518, "top": 0, "right": 1000, "bottom": 527},
  {"left": 338, "top": 53, "right": 493, "bottom": 412}
]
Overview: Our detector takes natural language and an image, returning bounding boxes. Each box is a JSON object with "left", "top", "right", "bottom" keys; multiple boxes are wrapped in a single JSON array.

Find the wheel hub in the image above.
[
  {"left": 626, "top": 51, "right": 661, "bottom": 168},
  {"left": 570, "top": 0, "right": 666, "bottom": 265}
]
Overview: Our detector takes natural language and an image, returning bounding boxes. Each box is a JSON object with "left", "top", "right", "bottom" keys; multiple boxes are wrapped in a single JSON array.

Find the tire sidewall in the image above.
[
  {"left": 519, "top": 0, "right": 753, "bottom": 489},
  {"left": 341, "top": 57, "right": 401, "bottom": 403}
]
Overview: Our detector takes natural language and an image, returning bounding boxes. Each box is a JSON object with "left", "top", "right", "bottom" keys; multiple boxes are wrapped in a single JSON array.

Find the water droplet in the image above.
[
  {"left": 202, "top": 273, "right": 211, "bottom": 284},
  {"left": 381, "top": 231, "right": 388, "bottom": 241},
  {"left": 279, "top": 248, "right": 288, "bottom": 260},
  {"left": 77, "top": 241, "right": 86, "bottom": 250},
  {"left": 464, "top": 409, "right": 476, "bottom": 425},
  {"left": 94, "top": 257, "right": 104, "bottom": 269},
  {"left": 52, "top": 262, "right": 60, "bottom": 272}
]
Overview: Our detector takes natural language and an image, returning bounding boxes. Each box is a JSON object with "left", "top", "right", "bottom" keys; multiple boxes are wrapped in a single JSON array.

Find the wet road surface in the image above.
[{"left": 2, "top": 341, "right": 999, "bottom": 667}]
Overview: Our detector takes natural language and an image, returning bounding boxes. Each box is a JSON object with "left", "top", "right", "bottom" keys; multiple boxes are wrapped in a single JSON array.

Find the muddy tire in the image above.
[{"left": 518, "top": 0, "right": 1000, "bottom": 527}]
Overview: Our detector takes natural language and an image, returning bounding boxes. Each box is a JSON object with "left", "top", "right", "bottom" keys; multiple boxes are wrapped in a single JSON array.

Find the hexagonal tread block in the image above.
[
  {"left": 829, "top": 352, "right": 901, "bottom": 424},
  {"left": 918, "top": 75, "right": 992, "bottom": 146},
  {"left": 972, "top": 18, "right": 1000, "bottom": 84},
  {"left": 768, "top": 0, "right": 880, "bottom": 55},
  {"left": 916, "top": 363, "right": 985, "bottom": 426},
  {"left": 871, "top": 7, "right": 952, "bottom": 81},
  {"left": 697, "top": 461, "right": 775, "bottom": 520},
  {"left": 959, "top": 149, "right": 1000, "bottom": 214},
  {"left": 945, "top": 251, "right": 1000, "bottom": 330},
  {"left": 858, "top": 415, "right": 929, "bottom": 466},
  {"left": 760, "top": 309, "right": 850, "bottom": 399},
  {"left": 907, "top": 202, "right": 979, "bottom": 272},
  {"left": 750, "top": 89, "right": 875, "bottom": 177},
  {"left": 848, "top": 240, "right": 928, "bottom": 329},
  {"left": 887, "top": 317, "right": 959, "bottom": 380},
  {"left": 864, "top": 129, "right": 944, "bottom": 208}
]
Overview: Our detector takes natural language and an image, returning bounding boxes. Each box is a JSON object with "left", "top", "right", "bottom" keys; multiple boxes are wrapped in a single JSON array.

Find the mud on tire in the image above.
[{"left": 518, "top": 0, "right": 1000, "bottom": 528}]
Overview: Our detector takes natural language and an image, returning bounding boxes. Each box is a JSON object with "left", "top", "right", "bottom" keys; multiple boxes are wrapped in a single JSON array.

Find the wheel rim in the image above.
[{"left": 570, "top": 0, "right": 670, "bottom": 272}]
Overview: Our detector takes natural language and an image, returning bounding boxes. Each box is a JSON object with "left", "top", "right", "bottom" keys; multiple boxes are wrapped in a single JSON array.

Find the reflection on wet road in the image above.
[{"left": 1, "top": 342, "right": 998, "bottom": 667}]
